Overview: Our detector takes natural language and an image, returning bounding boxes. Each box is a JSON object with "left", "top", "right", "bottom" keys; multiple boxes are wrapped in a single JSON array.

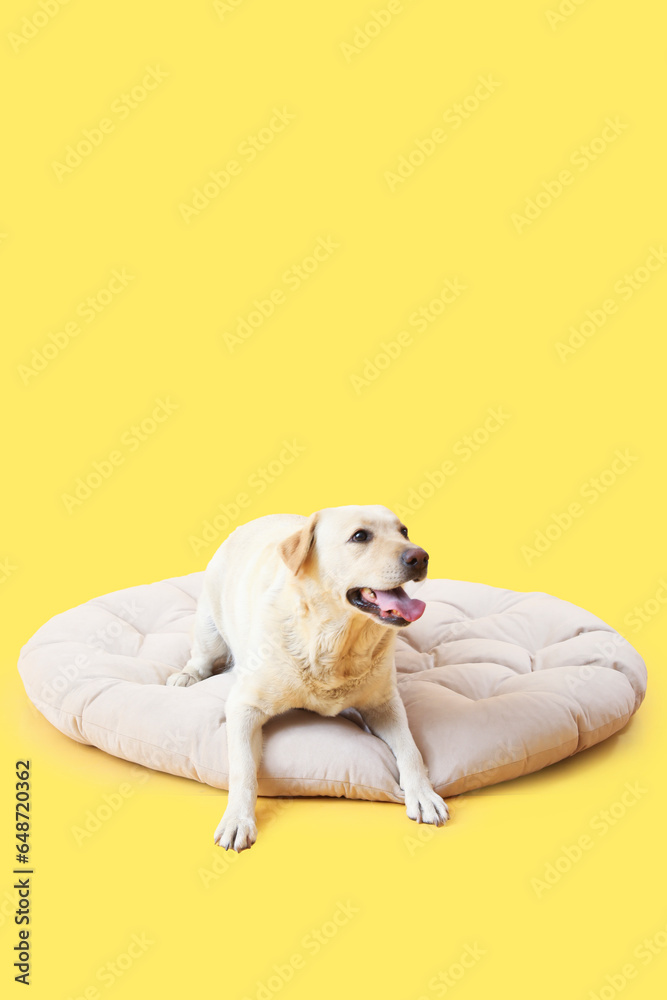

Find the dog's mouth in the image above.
[{"left": 346, "top": 586, "right": 426, "bottom": 627}]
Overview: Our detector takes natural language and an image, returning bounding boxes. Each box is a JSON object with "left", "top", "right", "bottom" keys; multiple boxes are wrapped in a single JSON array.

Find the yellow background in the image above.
[{"left": 2, "top": 1, "right": 666, "bottom": 997}]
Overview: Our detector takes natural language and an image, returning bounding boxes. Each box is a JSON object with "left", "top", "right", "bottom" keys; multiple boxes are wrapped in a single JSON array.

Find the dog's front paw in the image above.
[
  {"left": 405, "top": 785, "right": 449, "bottom": 826},
  {"left": 214, "top": 810, "right": 257, "bottom": 852},
  {"left": 166, "top": 670, "right": 198, "bottom": 687}
]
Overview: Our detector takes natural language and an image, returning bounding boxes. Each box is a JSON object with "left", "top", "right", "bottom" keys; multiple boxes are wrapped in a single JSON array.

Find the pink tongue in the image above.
[{"left": 373, "top": 587, "right": 426, "bottom": 622}]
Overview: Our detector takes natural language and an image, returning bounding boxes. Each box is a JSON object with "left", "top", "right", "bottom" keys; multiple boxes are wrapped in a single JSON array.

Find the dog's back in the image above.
[{"left": 202, "top": 513, "right": 305, "bottom": 656}]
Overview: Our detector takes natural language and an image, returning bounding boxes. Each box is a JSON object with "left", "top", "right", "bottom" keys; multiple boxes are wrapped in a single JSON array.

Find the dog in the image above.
[{"left": 167, "top": 504, "right": 448, "bottom": 850}]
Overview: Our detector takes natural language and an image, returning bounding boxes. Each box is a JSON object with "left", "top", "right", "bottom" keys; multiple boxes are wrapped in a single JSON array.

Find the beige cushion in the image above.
[{"left": 17, "top": 574, "right": 647, "bottom": 801}]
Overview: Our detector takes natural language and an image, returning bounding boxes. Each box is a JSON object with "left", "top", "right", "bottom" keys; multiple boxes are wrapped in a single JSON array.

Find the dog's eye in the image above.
[
  {"left": 400, "top": 526, "right": 409, "bottom": 538},
  {"left": 350, "top": 529, "right": 371, "bottom": 543}
]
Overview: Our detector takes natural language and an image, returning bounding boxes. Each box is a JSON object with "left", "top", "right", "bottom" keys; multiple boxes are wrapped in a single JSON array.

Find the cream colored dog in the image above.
[{"left": 167, "top": 505, "right": 448, "bottom": 850}]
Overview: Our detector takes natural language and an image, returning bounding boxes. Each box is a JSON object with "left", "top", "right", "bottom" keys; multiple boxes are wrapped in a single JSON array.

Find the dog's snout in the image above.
[{"left": 401, "top": 547, "right": 429, "bottom": 573}]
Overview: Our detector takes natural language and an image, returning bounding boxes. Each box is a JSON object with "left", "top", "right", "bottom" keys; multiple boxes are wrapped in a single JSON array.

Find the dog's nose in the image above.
[{"left": 401, "top": 547, "right": 429, "bottom": 573}]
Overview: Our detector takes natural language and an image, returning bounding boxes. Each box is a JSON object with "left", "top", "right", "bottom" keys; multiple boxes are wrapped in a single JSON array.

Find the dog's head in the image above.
[{"left": 279, "top": 505, "right": 429, "bottom": 627}]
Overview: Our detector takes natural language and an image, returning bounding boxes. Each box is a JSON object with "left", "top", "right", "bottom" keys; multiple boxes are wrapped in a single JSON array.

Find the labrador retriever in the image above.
[{"left": 167, "top": 505, "right": 448, "bottom": 850}]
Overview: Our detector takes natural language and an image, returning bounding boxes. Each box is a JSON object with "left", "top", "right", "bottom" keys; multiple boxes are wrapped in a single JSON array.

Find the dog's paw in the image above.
[
  {"left": 166, "top": 670, "right": 198, "bottom": 687},
  {"left": 405, "top": 785, "right": 449, "bottom": 826},
  {"left": 214, "top": 810, "right": 257, "bottom": 852}
]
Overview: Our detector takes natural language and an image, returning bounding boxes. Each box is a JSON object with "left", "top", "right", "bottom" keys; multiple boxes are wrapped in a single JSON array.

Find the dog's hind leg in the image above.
[{"left": 166, "top": 592, "right": 231, "bottom": 687}]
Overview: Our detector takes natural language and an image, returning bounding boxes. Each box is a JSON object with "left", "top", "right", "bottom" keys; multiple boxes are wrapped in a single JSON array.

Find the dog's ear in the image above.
[{"left": 279, "top": 513, "right": 319, "bottom": 575}]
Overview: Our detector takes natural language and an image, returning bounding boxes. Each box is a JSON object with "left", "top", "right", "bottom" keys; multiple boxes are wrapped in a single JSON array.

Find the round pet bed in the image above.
[{"left": 17, "top": 574, "right": 647, "bottom": 801}]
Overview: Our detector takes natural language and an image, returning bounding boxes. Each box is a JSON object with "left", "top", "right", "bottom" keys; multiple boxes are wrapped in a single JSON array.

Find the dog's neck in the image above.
[{"left": 280, "top": 577, "right": 394, "bottom": 675}]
